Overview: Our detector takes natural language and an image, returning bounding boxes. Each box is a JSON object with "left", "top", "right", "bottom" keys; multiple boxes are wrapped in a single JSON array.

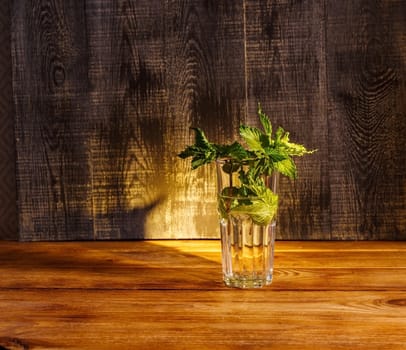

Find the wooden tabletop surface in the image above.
[{"left": 0, "top": 240, "right": 405, "bottom": 349}]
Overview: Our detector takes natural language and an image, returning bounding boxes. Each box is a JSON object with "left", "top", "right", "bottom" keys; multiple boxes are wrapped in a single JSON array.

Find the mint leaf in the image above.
[
  {"left": 274, "top": 127, "right": 316, "bottom": 157},
  {"left": 258, "top": 104, "right": 272, "bottom": 136},
  {"left": 216, "top": 142, "right": 248, "bottom": 160},
  {"left": 178, "top": 103, "right": 316, "bottom": 226},
  {"left": 273, "top": 158, "right": 297, "bottom": 179},
  {"left": 239, "top": 125, "right": 263, "bottom": 152},
  {"left": 192, "top": 127, "right": 212, "bottom": 149},
  {"left": 178, "top": 128, "right": 218, "bottom": 169},
  {"left": 230, "top": 188, "right": 278, "bottom": 225}
]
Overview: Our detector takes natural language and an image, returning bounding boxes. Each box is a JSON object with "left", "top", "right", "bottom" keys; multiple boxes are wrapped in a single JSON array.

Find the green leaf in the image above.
[
  {"left": 265, "top": 148, "right": 288, "bottom": 162},
  {"left": 274, "top": 158, "right": 297, "bottom": 179},
  {"left": 177, "top": 146, "right": 195, "bottom": 159},
  {"left": 177, "top": 128, "right": 218, "bottom": 169},
  {"left": 239, "top": 125, "right": 263, "bottom": 152},
  {"left": 230, "top": 188, "right": 278, "bottom": 225},
  {"left": 282, "top": 140, "right": 314, "bottom": 157},
  {"left": 258, "top": 105, "right": 272, "bottom": 136},
  {"left": 274, "top": 126, "right": 285, "bottom": 144},
  {"left": 192, "top": 127, "right": 212, "bottom": 149},
  {"left": 191, "top": 156, "right": 211, "bottom": 169},
  {"left": 178, "top": 103, "right": 316, "bottom": 224},
  {"left": 216, "top": 142, "right": 248, "bottom": 160},
  {"left": 274, "top": 127, "right": 316, "bottom": 157}
]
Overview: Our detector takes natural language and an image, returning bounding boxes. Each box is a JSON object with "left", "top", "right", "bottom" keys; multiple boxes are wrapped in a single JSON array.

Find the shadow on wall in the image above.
[{"left": 95, "top": 196, "right": 165, "bottom": 240}]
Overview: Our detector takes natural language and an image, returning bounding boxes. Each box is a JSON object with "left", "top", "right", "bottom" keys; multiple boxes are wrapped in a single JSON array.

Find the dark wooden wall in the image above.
[
  {"left": 0, "top": 0, "right": 18, "bottom": 240},
  {"left": 10, "top": 0, "right": 406, "bottom": 241}
]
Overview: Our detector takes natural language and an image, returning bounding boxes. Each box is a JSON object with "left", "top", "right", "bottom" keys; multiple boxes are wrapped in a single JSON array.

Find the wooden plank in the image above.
[
  {"left": 0, "top": 0, "right": 18, "bottom": 240},
  {"left": 326, "top": 0, "right": 406, "bottom": 239},
  {"left": 1, "top": 264, "right": 404, "bottom": 291},
  {"left": 12, "top": 1, "right": 246, "bottom": 240},
  {"left": 160, "top": 0, "right": 246, "bottom": 239},
  {"left": 85, "top": 0, "right": 169, "bottom": 240},
  {"left": 12, "top": 0, "right": 93, "bottom": 240},
  {"left": 10, "top": 1, "right": 406, "bottom": 241},
  {"left": 0, "top": 241, "right": 404, "bottom": 348},
  {"left": 0, "top": 289, "right": 405, "bottom": 350},
  {"left": 0, "top": 241, "right": 405, "bottom": 290},
  {"left": 151, "top": 239, "right": 406, "bottom": 252},
  {"left": 244, "top": 0, "right": 331, "bottom": 239},
  {"left": 81, "top": 0, "right": 246, "bottom": 239}
]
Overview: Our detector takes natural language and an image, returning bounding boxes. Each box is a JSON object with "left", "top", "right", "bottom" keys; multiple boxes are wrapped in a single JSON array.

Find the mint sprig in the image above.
[{"left": 178, "top": 105, "right": 316, "bottom": 225}]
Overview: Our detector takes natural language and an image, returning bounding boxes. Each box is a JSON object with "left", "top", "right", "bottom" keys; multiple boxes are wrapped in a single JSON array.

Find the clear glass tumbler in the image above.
[{"left": 216, "top": 159, "right": 279, "bottom": 288}]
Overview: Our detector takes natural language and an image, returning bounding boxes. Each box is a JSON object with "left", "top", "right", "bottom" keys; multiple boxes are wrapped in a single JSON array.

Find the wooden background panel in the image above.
[
  {"left": 326, "top": 0, "right": 406, "bottom": 240},
  {"left": 0, "top": 0, "right": 18, "bottom": 240},
  {"left": 13, "top": 0, "right": 94, "bottom": 240},
  {"left": 158, "top": 0, "right": 246, "bottom": 238},
  {"left": 87, "top": 0, "right": 246, "bottom": 239},
  {"left": 245, "top": 0, "right": 331, "bottom": 239},
  {"left": 10, "top": 0, "right": 406, "bottom": 240},
  {"left": 12, "top": 0, "right": 246, "bottom": 240},
  {"left": 85, "top": 0, "right": 168, "bottom": 240}
]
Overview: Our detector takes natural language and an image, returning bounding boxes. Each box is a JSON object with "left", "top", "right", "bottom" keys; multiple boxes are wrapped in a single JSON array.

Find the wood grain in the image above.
[
  {"left": 0, "top": 290, "right": 405, "bottom": 350},
  {"left": 159, "top": 0, "right": 246, "bottom": 239},
  {"left": 12, "top": 0, "right": 246, "bottom": 240},
  {"left": 0, "top": 240, "right": 405, "bottom": 290},
  {"left": 326, "top": 0, "right": 406, "bottom": 239},
  {"left": 0, "top": 0, "right": 18, "bottom": 240},
  {"left": 10, "top": 0, "right": 406, "bottom": 240},
  {"left": 0, "top": 241, "right": 405, "bottom": 349},
  {"left": 87, "top": 0, "right": 246, "bottom": 239},
  {"left": 13, "top": 0, "right": 93, "bottom": 240},
  {"left": 244, "top": 0, "right": 330, "bottom": 239}
]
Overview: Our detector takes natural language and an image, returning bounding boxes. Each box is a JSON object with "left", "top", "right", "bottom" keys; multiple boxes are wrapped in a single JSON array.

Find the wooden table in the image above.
[{"left": 0, "top": 240, "right": 405, "bottom": 349}]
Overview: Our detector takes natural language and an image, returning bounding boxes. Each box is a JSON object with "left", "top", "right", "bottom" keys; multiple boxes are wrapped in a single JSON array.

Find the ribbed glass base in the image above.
[
  {"left": 223, "top": 273, "right": 273, "bottom": 289},
  {"left": 220, "top": 217, "right": 276, "bottom": 289}
]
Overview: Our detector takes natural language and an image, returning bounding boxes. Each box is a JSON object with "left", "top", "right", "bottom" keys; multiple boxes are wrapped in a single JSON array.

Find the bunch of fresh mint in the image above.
[{"left": 178, "top": 105, "right": 315, "bottom": 225}]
